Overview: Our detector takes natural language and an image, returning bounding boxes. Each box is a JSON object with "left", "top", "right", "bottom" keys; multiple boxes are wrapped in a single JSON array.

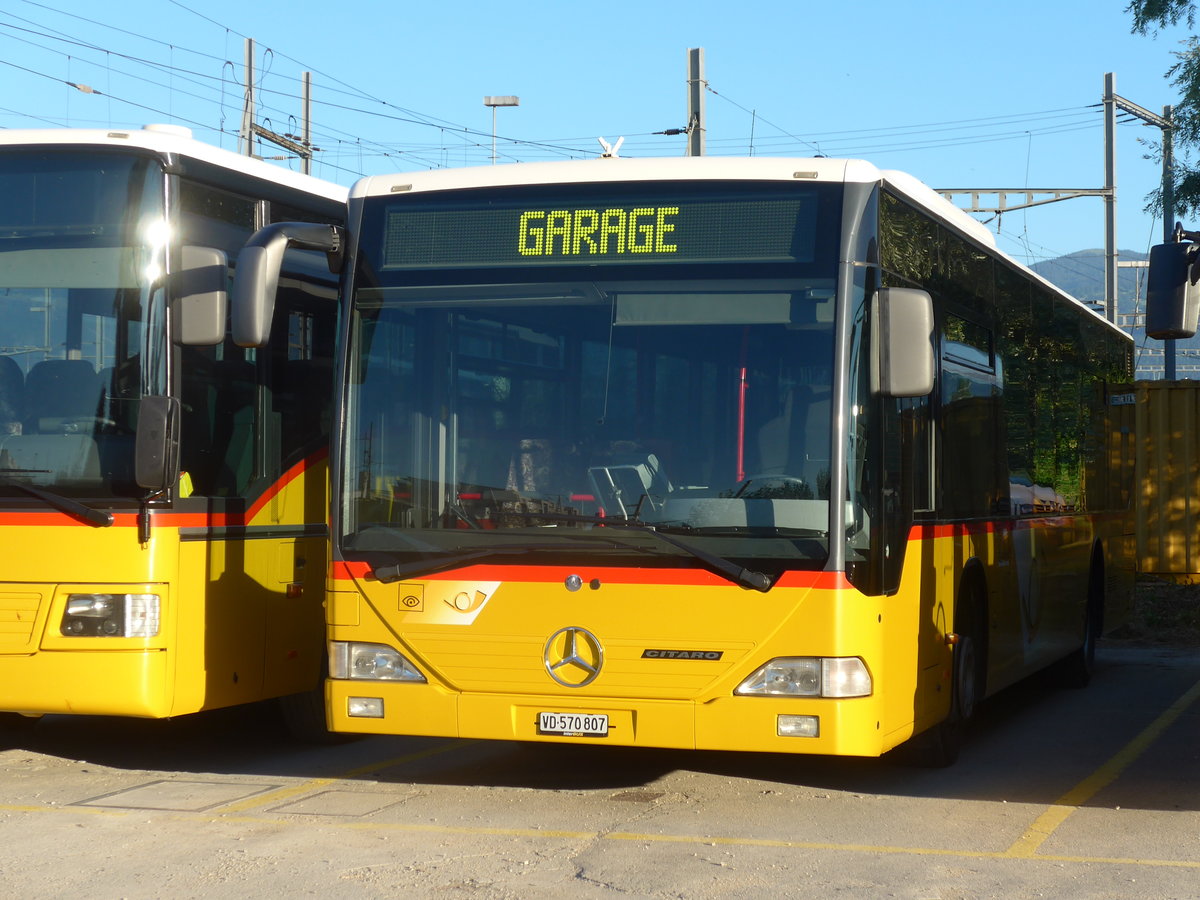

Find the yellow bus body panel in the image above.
[
  {"left": 0, "top": 457, "right": 327, "bottom": 719},
  {"left": 0, "top": 519, "right": 179, "bottom": 717},
  {"left": 329, "top": 567, "right": 911, "bottom": 756},
  {"left": 329, "top": 510, "right": 1133, "bottom": 756}
]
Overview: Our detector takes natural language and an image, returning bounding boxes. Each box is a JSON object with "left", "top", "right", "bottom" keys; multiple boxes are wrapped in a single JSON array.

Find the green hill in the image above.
[{"left": 1029, "top": 248, "right": 1147, "bottom": 306}]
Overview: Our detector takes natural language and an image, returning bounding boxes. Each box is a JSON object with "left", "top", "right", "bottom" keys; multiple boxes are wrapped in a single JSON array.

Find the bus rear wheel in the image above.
[{"left": 1055, "top": 554, "right": 1104, "bottom": 689}]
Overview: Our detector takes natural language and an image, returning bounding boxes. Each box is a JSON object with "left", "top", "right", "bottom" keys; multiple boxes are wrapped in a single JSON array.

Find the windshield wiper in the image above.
[
  {"left": 658, "top": 524, "right": 826, "bottom": 539},
  {"left": 371, "top": 536, "right": 629, "bottom": 583},
  {"left": 0, "top": 472, "right": 114, "bottom": 527},
  {"left": 502, "top": 511, "right": 773, "bottom": 593}
]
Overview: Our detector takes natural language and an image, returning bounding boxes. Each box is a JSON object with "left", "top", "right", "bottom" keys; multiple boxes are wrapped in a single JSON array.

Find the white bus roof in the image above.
[
  {"left": 0, "top": 124, "right": 347, "bottom": 202},
  {"left": 355, "top": 155, "right": 873, "bottom": 196},
  {"left": 354, "top": 156, "right": 998, "bottom": 247},
  {"left": 355, "top": 156, "right": 1120, "bottom": 334}
]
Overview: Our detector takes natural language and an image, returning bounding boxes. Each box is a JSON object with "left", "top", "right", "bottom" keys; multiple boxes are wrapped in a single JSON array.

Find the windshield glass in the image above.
[
  {"left": 339, "top": 181, "right": 842, "bottom": 574},
  {"left": 0, "top": 149, "right": 167, "bottom": 499},
  {"left": 341, "top": 277, "right": 837, "bottom": 570}
]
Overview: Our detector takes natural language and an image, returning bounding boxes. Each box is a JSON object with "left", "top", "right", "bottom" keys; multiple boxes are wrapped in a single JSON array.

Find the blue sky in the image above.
[{"left": 0, "top": 0, "right": 1194, "bottom": 273}]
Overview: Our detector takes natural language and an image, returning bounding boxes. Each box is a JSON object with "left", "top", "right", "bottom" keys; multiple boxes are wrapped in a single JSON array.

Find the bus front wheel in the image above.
[{"left": 896, "top": 574, "right": 987, "bottom": 767}]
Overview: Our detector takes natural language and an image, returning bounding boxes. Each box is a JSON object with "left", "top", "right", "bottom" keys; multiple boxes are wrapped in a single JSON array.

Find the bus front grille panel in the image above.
[{"left": 0, "top": 588, "right": 45, "bottom": 651}]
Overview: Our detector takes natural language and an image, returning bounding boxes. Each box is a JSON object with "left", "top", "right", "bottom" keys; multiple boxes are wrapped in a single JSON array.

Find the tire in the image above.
[
  {"left": 274, "top": 686, "right": 333, "bottom": 744},
  {"left": 0, "top": 712, "right": 40, "bottom": 749},
  {"left": 1056, "top": 555, "right": 1103, "bottom": 689},
  {"left": 894, "top": 572, "right": 986, "bottom": 768}
]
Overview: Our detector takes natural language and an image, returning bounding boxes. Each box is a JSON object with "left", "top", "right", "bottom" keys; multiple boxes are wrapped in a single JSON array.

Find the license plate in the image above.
[{"left": 537, "top": 711, "right": 609, "bottom": 737}]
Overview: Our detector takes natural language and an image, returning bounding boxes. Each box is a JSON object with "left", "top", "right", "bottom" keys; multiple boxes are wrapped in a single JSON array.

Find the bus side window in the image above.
[
  {"left": 278, "top": 356, "right": 332, "bottom": 454},
  {"left": 179, "top": 346, "right": 257, "bottom": 497},
  {"left": 270, "top": 288, "right": 336, "bottom": 465},
  {"left": 177, "top": 182, "right": 258, "bottom": 499}
]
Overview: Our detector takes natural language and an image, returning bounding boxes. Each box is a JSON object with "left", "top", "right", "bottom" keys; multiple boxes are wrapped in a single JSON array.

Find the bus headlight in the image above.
[
  {"left": 735, "top": 657, "right": 872, "bottom": 698},
  {"left": 329, "top": 641, "right": 426, "bottom": 682},
  {"left": 61, "top": 593, "right": 160, "bottom": 637}
]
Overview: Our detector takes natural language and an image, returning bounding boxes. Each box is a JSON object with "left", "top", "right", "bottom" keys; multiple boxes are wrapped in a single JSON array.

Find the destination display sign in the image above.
[{"left": 379, "top": 191, "right": 821, "bottom": 269}]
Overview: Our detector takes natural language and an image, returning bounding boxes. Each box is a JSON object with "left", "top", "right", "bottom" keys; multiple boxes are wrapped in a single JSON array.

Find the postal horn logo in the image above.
[{"left": 543, "top": 626, "right": 604, "bottom": 688}]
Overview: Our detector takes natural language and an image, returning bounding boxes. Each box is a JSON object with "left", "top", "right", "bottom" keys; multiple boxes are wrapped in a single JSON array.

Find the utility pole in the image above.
[
  {"left": 1104, "top": 74, "right": 1174, "bottom": 373},
  {"left": 938, "top": 77, "right": 1119, "bottom": 322},
  {"left": 1104, "top": 73, "right": 1119, "bottom": 325},
  {"left": 239, "top": 37, "right": 316, "bottom": 171},
  {"left": 1163, "top": 105, "right": 1175, "bottom": 244},
  {"left": 940, "top": 73, "right": 1173, "bottom": 349},
  {"left": 1163, "top": 103, "right": 1176, "bottom": 378},
  {"left": 687, "top": 48, "right": 705, "bottom": 157},
  {"left": 302, "top": 71, "right": 312, "bottom": 175},
  {"left": 239, "top": 38, "right": 255, "bottom": 156}
]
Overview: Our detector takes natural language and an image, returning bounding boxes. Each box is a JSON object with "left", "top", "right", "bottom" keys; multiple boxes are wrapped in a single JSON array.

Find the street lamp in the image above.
[{"left": 483, "top": 95, "right": 519, "bottom": 165}]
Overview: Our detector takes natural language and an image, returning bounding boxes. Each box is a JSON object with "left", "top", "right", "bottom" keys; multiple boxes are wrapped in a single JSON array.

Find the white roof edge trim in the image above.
[
  {"left": 350, "top": 156, "right": 893, "bottom": 200},
  {"left": 0, "top": 126, "right": 347, "bottom": 202},
  {"left": 880, "top": 168, "right": 1123, "bottom": 335},
  {"left": 883, "top": 169, "right": 1123, "bottom": 336},
  {"left": 880, "top": 169, "right": 997, "bottom": 250}
]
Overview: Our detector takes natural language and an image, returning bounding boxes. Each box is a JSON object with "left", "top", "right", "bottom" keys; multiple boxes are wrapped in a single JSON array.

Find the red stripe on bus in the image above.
[
  {"left": 329, "top": 514, "right": 1106, "bottom": 585},
  {"left": 0, "top": 511, "right": 143, "bottom": 528},
  {"left": 0, "top": 449, "right": 327, "bottom": 528},
  {"left": 245, "top": 449, "right": 327, "bottom": 521},
  {"left": 330, "top": 559, "right": 849, "bottom": 591},
  {"left": 907, "top": 516, "right": 1095, "bottom": 541}
]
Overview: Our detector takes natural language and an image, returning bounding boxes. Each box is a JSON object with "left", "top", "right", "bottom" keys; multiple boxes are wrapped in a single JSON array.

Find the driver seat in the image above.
[
  {"left": 756, "top": 385, "right": 830, "bottom": 497},
  {"left": 24, "top": 359, "right": 100, "bottom": 433}
]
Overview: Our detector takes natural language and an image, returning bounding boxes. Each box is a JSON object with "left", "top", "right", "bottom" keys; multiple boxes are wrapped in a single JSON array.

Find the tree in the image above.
[
  {"left": 1129, "top": 1, "right": 1200, "bottom": 218},
  {"left": 1129, "top": 1, "right": 1196, "bottom": 34}
]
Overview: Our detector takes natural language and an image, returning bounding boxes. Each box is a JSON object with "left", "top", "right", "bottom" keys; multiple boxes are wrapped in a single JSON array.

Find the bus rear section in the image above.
[{"left": 231, "top": 155, "right": 1133, "bottom": 759}]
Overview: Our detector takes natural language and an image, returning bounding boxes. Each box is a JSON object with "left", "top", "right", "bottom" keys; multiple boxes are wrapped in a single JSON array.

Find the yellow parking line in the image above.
[
  {"left": 1006, "top": 675, "right": 1200, "bottom": 858},
  {"left": 4, "top": 799, "right": 1200, "bottom": 870},
  {"left": 608, "top": 831, "right": 1200, "bottom": 868},
  {"left": 7, "top": 676, "right": 1200, "bottom": 871},
  {"left": 216, "top": 739, "right": 477, "bottom": 814}
]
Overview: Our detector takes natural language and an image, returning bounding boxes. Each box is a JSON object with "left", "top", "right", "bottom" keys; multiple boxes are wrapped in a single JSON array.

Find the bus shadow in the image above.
[
  {"left": 363, "top": 646, "right": 1199, "bottom": 814},
  {"left": 6, "top": 701, "right": 317, "bottom": 776},
  {"left": 7, "top": 647, "right": 1197, "bottom": 813}
]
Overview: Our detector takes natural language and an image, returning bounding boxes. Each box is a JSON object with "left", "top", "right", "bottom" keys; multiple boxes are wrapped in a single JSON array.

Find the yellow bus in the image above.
[
  {"left": 239, "top": 156, "right": 1136, "bottom": 764},
  {"left": 0, "top": 125, "right": 345, "bottom": 740}
]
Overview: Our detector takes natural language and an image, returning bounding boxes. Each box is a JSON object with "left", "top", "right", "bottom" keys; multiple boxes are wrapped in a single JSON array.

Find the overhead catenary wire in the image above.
[
  {"left": 0, "top": 0, "right": 1173, "bottom": 276},
  {"left": 0, "top": 4, "right": 490, "bottom": 167},
  {"left": 1, "top": 3, "right": 1119, "bottom": 167},
  {"left": 0, "top": 5, "right": 1139, "bottom": 172},
  {"left": 0, "top": 9, "right": 589, "bottom": 170}
]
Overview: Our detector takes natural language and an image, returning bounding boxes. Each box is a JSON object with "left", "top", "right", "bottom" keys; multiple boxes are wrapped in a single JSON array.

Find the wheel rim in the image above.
[
  {"left": 1081, "top": 603, "right": 1098, "bottom": 668},
  {"left": 954, "top": 634, "right": 978, "bottom": 722}
]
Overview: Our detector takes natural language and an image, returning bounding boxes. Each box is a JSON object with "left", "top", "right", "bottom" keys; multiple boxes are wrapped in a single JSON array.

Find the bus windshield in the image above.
[
  {"left": 0, "top": 150, "right": 167, "bottom": 500},
  {"left": 341, "top": 273, "right": 838, "bottom": 572}
]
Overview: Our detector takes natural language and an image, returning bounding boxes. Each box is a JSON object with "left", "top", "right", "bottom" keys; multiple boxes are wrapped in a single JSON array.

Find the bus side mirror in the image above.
[
  {"left": 1146, "top": 240, "right": 1200, "bottom": 339},
  {"left": 232, "top": 223, "right": 343, "bottom": 347},
  {"left": 135, "top": 396, "right": 180, "bottom": 492},
  {"left": 174, "top": 246, "right": 227, "bottom": 346},
  {"left": 872, "top": 287, "right": 934, "bottom": 397}
]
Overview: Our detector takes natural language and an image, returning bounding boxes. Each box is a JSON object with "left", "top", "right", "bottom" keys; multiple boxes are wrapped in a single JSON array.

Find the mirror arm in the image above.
[{"left": 232, "top": 223, "right": 344, "bottom": 347}]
